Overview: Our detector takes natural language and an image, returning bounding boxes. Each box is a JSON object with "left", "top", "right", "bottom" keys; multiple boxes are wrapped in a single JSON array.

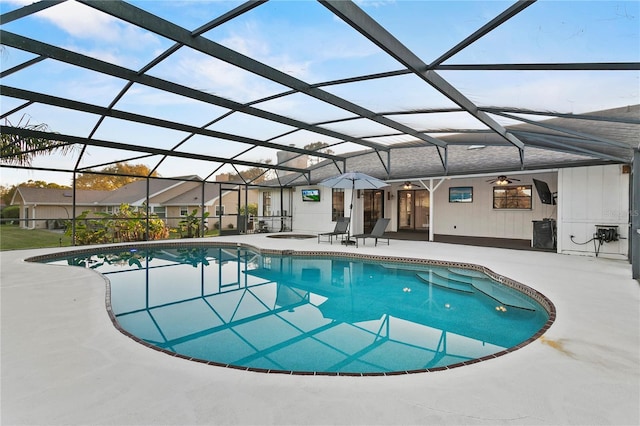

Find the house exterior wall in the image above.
[
  {"left": 254, "top": 166, "right": 631, "bottom": 259},
  {"left": 558, "top": 164, "right": 629, "bottom": 259},
  {"left": 432, "top": 172, "right": 558, "bottom": 240},
  {"left": 164, "top": 190, "right": 259, "bottom": 231},
  {"left": 277, "top": 172, "right": 560, "bottom": 239},
  {"left": 17, "top": 203, "right": 102, "bottom": 229},
  {"left": 260, "top": 186, "right": 332, "bottom": 234},
  {"left": 165, "top": 206, "right": 186, "bottom": 228},
  {"left": 294, "top": 186, "right": 333, "bottom": 233}
]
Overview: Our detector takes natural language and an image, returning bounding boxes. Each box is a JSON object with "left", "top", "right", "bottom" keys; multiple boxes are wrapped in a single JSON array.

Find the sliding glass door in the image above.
[
  {"left": 362, "top": 190, "right": 384, "bottom": 233},
  {"left": 398, "top": 190, "right": 429, "bottom": 231}
]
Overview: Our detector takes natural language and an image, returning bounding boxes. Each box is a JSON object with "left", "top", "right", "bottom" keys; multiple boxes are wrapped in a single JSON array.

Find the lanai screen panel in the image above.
[{"left": 1, "top": 0, "right": 638, "bottom": 187}]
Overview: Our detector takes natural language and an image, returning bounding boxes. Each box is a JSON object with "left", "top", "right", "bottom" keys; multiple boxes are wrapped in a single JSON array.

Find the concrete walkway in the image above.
[{"left": 2, "top": 235, "right": 639, "bottom": 425}]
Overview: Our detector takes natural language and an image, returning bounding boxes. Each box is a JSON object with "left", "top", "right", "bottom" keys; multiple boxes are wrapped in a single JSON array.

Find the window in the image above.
[
  {"left": 180, "top": 206, "right": 189, "bottom": 216},
  {"left": 104, "top": 205, "right": 119, "bottom": 214},
  {"left": 215, "top": 204, "right": 225, "bottom": 215},
  {"left": 152, "top": 206, "right": 166, "bottom": 218},
  {"left": 262, "top": 191, "right": 271, "bottom": 216},
  {"left": 332, "top": 188, "right": 345, "bottom": 221},
  {"left": 493, "top": 185, "right": 532, "bottom": 209}
]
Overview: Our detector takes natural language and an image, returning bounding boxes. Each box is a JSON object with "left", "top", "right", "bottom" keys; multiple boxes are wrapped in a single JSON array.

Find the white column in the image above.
[
  {"left": 429, "top": 179, "right": 434, "bottom": 242},
  {"left": 421, "top": 178, "right": 445, "bottom": 242}
]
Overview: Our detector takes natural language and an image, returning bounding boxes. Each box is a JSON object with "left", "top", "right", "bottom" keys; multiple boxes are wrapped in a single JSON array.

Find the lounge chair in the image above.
[
  {"left": 353, "top": 218, "right": 390, "bottom": 248},
  {"left": 318, "top": 217, "right": 350, "bottom": 244}
]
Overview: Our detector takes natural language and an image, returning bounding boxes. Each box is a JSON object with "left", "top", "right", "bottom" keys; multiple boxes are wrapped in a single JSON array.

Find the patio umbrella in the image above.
[{"left": 319, "top": 172, "right": 389, "bottom": 244}]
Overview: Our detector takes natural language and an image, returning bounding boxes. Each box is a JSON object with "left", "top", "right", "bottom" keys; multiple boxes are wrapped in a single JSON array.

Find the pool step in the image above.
[
  {"left": 447, "top": 267, "right": 490, "bottom": 279},
  {"left": 470, "top": 279, "right": 537, "bottom": 311},
  {"left": 380, "top": 263, "right": 432, "bottom": 272},
  {"left": 424, "top": 270, "right": 537, "bottom": 311},
  {"left": 415, "top": 272, "right": 474, "bottom": 293},
  {"left": 387, "top": 264, "right": 538, "bottom": 311}
]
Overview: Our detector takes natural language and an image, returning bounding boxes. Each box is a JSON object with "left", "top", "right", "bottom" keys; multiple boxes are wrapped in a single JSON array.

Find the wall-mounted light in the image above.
[
  {"left": 357, "top": 189, "right": 361, "bottom": 199},
  {"left": 387, "top": 192, "right": 393, "bottom": 200}
]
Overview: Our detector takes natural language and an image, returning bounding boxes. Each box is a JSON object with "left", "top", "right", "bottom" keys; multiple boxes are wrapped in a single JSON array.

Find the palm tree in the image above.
[{"left": 1, "top": 114, "right": 75, "bottom": 166}]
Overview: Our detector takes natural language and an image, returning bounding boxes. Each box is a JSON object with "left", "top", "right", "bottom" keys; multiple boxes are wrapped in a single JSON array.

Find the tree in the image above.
[
  {"left": 304, "top": 142, "right": 334, "bottom": 166},
  {"left": 219, "top": 159, "right": 273, "bottom": 184},
  {"left": 75, "top": 162, "right": 159, "bottom": 190},
  {"left": 1, "top": 180, "right": 70, "bottom": 207},
  {"left": 1, "top": 115, "right": 74, "bottom": 166},
  {"left": 239, "top": 203, "right": 258, "bottom": 216}
]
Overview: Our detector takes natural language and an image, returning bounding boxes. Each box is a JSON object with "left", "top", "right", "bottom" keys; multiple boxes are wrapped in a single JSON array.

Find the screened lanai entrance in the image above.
[{"left": 398, "top": 190, "right": 430, "bottom": 233}]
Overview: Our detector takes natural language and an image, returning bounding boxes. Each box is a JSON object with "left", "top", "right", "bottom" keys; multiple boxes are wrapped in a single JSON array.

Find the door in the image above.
[
  {"left": 363, "top": 190, "right": 384, "bottom": 233},
  {"left": 398, "top": 190, "right": 429, "bottom": 231},
  {"left": 219, "top": 185, "right": 241, "bottom": 235}
]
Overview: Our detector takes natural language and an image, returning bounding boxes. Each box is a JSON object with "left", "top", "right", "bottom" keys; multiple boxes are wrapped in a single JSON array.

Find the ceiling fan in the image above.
[{"left": 487, "top": 175, "right": 520, "bottom": 185}]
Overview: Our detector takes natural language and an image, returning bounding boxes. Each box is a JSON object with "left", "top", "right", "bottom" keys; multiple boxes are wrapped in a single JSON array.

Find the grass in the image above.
[
  {"left": 0, "top": 225, "right": 72, "bottom": 251},
  {"left": 0, "top": 224, "right": 222, "bottom": 251}
]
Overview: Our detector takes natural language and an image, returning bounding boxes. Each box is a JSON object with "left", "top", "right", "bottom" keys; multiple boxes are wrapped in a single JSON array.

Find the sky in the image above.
[{"left": 1, "top": 0, "right": 639, "bottom": 188}]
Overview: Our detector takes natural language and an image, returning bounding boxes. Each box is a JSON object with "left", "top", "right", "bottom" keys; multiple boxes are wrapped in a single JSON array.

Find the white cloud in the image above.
[
  {"left": 12, "top": 1, "right": 162, "bottom": 55},
  {"left": 459, "top": 71, "right": 639, "bottom": 114},
  {"left": 37, "top": 1, "right": 124, "bottom": 43}
]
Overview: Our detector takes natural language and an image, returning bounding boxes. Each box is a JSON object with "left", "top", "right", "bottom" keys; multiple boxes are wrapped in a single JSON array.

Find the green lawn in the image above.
[
  {"left": 0, "top": 224, "right": 221, "bottom": 251},
  {"left": 0, "top": 225, "right": 73, "bottom": 251}
]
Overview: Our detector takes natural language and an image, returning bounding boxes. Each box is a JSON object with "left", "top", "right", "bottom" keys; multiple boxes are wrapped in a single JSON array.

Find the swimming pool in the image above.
[{"left": 34, "top": 243, "right": 554, "bottom": 375}]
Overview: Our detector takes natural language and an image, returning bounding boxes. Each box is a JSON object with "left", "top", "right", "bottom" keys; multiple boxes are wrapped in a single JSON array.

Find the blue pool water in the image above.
[{"left": 40, "top": 245, "right": 551, "bottom": 374}]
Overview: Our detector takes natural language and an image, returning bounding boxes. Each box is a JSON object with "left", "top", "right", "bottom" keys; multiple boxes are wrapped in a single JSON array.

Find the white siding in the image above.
[
  {"left": 433, "top": 172, "right": 557, "bottom": 240},
  {"left": 558, "top": 165, "right": 628, "bottom": 259}
]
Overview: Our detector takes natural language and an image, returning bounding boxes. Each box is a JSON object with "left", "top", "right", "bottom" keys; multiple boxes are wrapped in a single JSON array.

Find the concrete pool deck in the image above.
[{"left": 1, "top": 235, "right": 639, "bottom": 425}]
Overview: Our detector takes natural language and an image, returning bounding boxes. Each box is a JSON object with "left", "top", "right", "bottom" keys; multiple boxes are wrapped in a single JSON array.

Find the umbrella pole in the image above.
[{"left": 343, "top": 180, "right": 356, "bottom": 245}]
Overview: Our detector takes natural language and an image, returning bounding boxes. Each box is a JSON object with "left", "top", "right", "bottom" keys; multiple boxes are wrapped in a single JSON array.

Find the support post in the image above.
[
  {"left": 145, "top": 177, "right": 150, "bottom": 241},
  {"left": 72, "top": 172, "right": 77, "bottom": 245},
  {"left": 243, "top": 183, "right": 249, "bottom": 234},
  {"left": 201, "top": 181, "right": 205, "bottom": 237},
  {"left": 422, "top": 178, "right": 445, "bottom": 242},
  {"left": 280, "top": 186, "right": 285, "bottom": 231},
  {"left": 429, "top": 178, "right": 434, "bottom": 242},
  {"left": 632, "top": 151, "right": 640, "bottom": 279}
]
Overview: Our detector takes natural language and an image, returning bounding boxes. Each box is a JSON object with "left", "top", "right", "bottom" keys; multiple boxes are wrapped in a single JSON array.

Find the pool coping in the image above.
[{"left": 27, "top": 240, "right": 556, "bottom": 376}]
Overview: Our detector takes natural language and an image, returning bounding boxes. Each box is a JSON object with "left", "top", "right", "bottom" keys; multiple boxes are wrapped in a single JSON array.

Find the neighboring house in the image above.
[
  {"left": 10, "top": 176, "right": 258, "bottom": 232},
  {"left": 10, "top": 187, "right": 112, "bottom": 229}
]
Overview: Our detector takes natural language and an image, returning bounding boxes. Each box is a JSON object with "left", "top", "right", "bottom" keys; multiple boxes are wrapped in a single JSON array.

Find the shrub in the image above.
[
  {"left": 178, "top": 209, "right": 209, "bottom": 238},
  {"left": 65, "top": 204, "right": 169, "bottom": 245},
  {"left": 0, "top": 205, "right": 19, "bottom": 224}
]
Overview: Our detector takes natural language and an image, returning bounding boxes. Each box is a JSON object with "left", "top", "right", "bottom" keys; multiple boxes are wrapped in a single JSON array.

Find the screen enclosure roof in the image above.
[{"left": 1, "top": 0, "right": 639, "bottom": 186}]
